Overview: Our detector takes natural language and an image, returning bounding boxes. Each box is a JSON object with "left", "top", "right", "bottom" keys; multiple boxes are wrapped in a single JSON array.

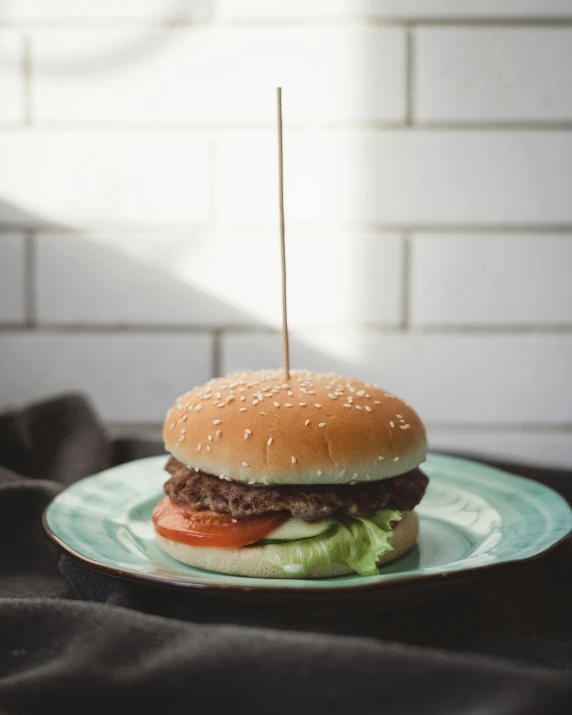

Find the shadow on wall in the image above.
[
  {"left": 0, "top": 195, "right": 399, "bottom": 416},
  {"left": 0, "top": 0, "right": 214, "bottom": 76}
]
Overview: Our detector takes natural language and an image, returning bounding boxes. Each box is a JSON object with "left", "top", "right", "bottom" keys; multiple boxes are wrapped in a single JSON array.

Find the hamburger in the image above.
[{"left": 153, "top": 369, "right": 428, "bottom": 579}]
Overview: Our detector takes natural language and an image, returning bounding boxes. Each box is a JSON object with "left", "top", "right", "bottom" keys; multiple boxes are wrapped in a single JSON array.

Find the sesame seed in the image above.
[
  {"left": 365, "top": 406, "right": 372, "bottom": 412},
  {"left": 348, "top": 397, "right": 354, "bottom": 403},
  {"left": 253, "top": 400, "right": 259, "bottom": 406},
  {"left": 170, "top": 423, "right": 175, "bottom": 429},
  {"left": 181, "top": 414, "right": 188, "bottom": 422},
  {"left": 264, "top": 393, "right": 273, "bottom": 397},
  {"left": 317, "top": 470, "right": 323, "bottom": 477},
  {"left": 195, "top": 404, "right": 203, "bottom": 412},
  {"left": 396, "top": 413, "right": 403, "bottom": 418},
  {"left": 217, "top": 402, "right": 225, "bottom": 408},
  {"left": 299, "top": 402, "right": 307, "bottom": 407},
  {"left": 314, "top": 404, "right": 322, "bottom": 408},
  {"left": 178, "top": 435, "right": 185, "bottom": 442},
  {"left": 245, "top": 428, "right": 252, "bottom": 434},
  {"left": 206, "top": 445, "right": 211, "bottom": 452},
  {"left": 176, "top": 404, "right": 183, "bottom": 411},
  {"left": 248, "top": 480, "right": 256, "bottom": 485},
  {"left": 244, "top": 433, "right": 249, "bottom": 440},
  {"left": 394, "top": 457, "right": 400, "bottom": 462},
  {"left": 365, "top": 475, "right": 371, "bottom": 481},
  {"left": 400, "top": 424, "right": 410, "bottom": 430},
  {"left": 240, "top": 407, "right": 247, "bottom": 412},
  {"left": 238, "top": 387, "right": 245, "bottom": 392},
  {"left": 343, "top": 404, "right": 352, "bottom": 408},
  {"left": 213, "top": 419, "right": 222, "bottom": 425},
  {"left": 355, "top": 405, "right": 363, "bottom": 411},
  {"left": 240, "top": 396, "right": 246, "bottom": 401},
  {"left": 274, "top": 402, "right": 280, "bottom": 407},
  {"left": 207, "top": 435, "right": 212, "bottom": 441},
  {"left": 226, "top": 396, "right": 235, "bottom": 404},
  {"left": 349, "top": 480, "right": 357, "bottom": 486},
  {"left": 260, "top": 411, "right": 267, "bottom": 416},
  {"left": 292, "top": 456, "right": 297, "bottom": 464},
  {"left": 242, "top": 462, "right": 249, "bottom": 467},
  {"left": 307, "top": 391, "right": 316, "bottom": 395},
  {"left": 353, "top": 473, "right": 359, "bottom": 478},
  {"left": 305, "top": 419, "right": 311, "bottom": 426},
  {"left": 389, "top": 421, "right": 395, "bottom": 427},
  {"left": 287, "top": 391, "right": 293, "bottom": 396},
  {"left": 216, "top": 430, "right": 221, "bottom": 438},
  {"left": 378, "top": 456, "right": 384, "bottom": 461},
  {"left": 340, "top": 470, "right": 346, "bottom": 478},
  {"left": 197, "top": 443, "right": 202, "bottom": 451},
  {"left": 285, "top": 403, "right": 293, "bottom": 407},
  {"left": 267, "top": 437, "right": 273, "bottom": 446},
  {"left": 318, "top": 423, "right": 326, "bottom": 428},
  {"left": 374, "top": 400, "right": 381, "bottom": 405}
]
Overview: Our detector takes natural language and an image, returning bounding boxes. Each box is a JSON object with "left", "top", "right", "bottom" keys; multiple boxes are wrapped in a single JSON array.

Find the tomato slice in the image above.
[{"left": 152, "top": 497, "right": 287, "bottom": 548}]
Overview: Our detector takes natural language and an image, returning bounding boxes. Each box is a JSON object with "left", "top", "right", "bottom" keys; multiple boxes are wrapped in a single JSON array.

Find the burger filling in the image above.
[
  {"left": 164, "top": 456, "right": 428, "bottom": 521},
  {"left": 156, "top": 457, "right": 429, "bottom": 577}
]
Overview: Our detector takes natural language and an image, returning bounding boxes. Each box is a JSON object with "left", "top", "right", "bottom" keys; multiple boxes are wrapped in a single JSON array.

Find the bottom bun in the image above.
[{"left": 155, "top": 510, "right": 419, "bottom": 579}]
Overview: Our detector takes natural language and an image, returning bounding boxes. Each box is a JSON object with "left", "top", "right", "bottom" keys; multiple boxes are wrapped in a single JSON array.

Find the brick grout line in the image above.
[
  {"left": 2, "top": 223, "right": 572, "bottom": 235},
  {"left": 1, "top": 17, "right": 572, "bottom": 31},
  {"left": 426, "top": 423, "right": 572, "bottom": 433},
  {"left": 4, "top": 121, "right": 572, "bottom": 132},
  {"left": 213, "top": 18, "right": 572, "bottom": 29},
  {"left": 1, "top": 324, "right": 572, "bottom": 335},
  {"left": 23, "top": 230, "right": 36, "bottom": 326},
  {"left": 401, "top": 233, "right": 412, "bottom": 329}
]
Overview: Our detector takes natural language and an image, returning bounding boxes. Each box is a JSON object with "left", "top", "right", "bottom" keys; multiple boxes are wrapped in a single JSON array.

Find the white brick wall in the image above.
[
  {"left": 36, "top": 231, "right": 403, "bottom": 327},
  {"left": 415, "top": 29, "right": 572, "bottom": 123},
  {"left": 32, "top": 27, "right": 406, "bottom": 124},
  {"left": 0, "top": 334, "right": 213, "bottom": 422},
  {"left": 218, "top": 131, "right": 572, "bottom": 225},
  {"left": 410, "top": 235, "right": 572, "bottom": 327},
  {"left": 217, "top": 1, "right": 572, "bottom": 21},
  {"left": 0, "top": 131, "right": 211, "bottom": 226},
  {"left": 0, "top": 1, "right": 211, "bottom": 22},
  {"left": 0, "top": 34, "right": 24, "bottom": 123},
  {"left": 221, "top": 333, "right": 572, "bottom": 424},
  {"left": 0, "top": 1, "right": 571, "bottom": 466}
]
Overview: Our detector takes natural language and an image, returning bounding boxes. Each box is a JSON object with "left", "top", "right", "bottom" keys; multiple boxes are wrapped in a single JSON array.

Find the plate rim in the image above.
[{"left": 42, "top": 454, "right": 572, "bottom": 596}]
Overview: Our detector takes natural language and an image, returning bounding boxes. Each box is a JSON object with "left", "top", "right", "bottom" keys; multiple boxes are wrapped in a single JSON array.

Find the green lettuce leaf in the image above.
[{"left": 262, "top": 509, "right": 402, "bottom": 577}]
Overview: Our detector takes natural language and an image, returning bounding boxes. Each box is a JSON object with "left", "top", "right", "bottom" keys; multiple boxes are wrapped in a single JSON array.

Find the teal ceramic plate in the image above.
[{"left": 43, "top": 454, "right": 572, "bottom": 599}]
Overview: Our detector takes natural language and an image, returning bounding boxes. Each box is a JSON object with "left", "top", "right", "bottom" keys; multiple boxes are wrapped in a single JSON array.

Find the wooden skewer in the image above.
[{"left": 276, "top": 87, "right": 290, "bottom": 381}]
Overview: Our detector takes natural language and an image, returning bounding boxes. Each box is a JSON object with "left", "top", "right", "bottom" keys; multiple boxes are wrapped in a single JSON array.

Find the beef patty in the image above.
[{"left": 164, "top": 456, "right": 428, "bottom": 522}]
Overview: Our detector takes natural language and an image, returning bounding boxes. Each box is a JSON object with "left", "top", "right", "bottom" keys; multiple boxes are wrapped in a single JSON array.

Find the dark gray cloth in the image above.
[{"left": 0, "top": 394, "right": 571, "bottom": 715}]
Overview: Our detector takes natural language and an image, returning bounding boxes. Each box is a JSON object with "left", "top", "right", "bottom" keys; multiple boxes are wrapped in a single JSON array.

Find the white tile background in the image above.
[{"left": 0, "top": 0, "right": 571, "bottom": 467}]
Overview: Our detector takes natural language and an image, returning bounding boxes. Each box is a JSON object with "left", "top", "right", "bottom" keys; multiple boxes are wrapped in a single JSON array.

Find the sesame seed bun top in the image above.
[{"left": 163, "top": 369, "right": 427, "bottom": 486}]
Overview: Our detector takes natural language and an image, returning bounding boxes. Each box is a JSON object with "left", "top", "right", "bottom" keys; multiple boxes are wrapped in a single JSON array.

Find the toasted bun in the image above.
[
  {"left": 164, "top": 370, "right": 426, "bottom": 486},
  {"left": 156, "top": 510, "right": 418, "bottom": 579}
]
